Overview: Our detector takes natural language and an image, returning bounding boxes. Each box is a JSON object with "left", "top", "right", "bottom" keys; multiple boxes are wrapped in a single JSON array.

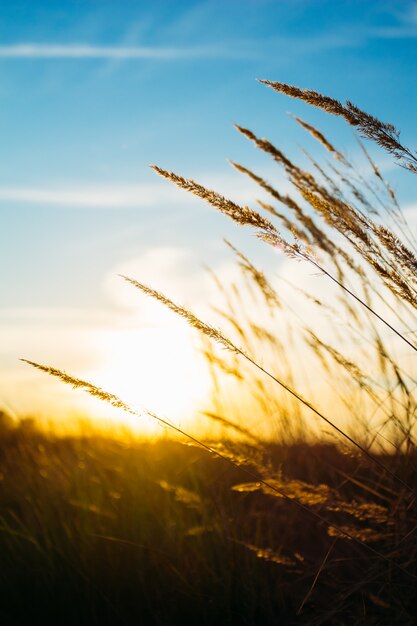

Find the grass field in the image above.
[
  {"left": 2, "top": 417, "right": 417, "bottom": 625},
  {"left": 7, "top": 82, "right": 417, "bottom": 624}
]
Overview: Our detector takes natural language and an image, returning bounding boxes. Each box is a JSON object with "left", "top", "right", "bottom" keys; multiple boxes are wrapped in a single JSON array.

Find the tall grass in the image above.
[{"left": 17, "top": 82, "right": 417, "bottom": 622}]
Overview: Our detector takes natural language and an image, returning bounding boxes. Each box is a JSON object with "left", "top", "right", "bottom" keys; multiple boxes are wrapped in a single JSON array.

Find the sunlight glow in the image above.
[{"left": 89, "top": 323, "right": 211, "bottom": 435}]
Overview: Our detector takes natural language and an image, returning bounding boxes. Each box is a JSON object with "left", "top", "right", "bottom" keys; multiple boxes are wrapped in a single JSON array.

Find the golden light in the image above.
[{"left": 88, "top": 322, "right": 212, "bottom": 435}]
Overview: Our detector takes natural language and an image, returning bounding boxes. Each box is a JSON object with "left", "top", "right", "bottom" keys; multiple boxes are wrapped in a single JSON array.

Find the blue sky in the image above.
[{"left": 1, "top": 0, "right": 416, "bottom": 424}]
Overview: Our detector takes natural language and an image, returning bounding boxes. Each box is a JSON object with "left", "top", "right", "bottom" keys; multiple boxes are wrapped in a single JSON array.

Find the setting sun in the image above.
[{"left": 89, "top": 323, "right": 211, "bottom": 434}]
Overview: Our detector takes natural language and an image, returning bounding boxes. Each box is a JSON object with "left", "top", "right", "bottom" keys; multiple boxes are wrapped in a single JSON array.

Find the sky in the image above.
[{"left": 1, "top": 0, "right": 417, "bottom": 430}]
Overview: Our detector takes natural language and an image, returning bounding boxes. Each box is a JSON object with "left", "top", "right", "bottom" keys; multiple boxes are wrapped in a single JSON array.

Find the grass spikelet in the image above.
[
  {"left": 242, "top": 542, "right": 298, "bottom": 567},
  {"left": 224, "top": 240, "right": 281, "bottom": 309},
  {"left": 201, "top": 411, "right": 259, "bottom": 442},
  {"left": 150, "top": 164, "right": 276, "bottom": 231},
  {"left": 234, "top": 125, "right": 294, "bottom": 171},
  {"left": 20, "top": 359, "right": 138, "bottom": 416},
  {"left": 290, "top": 114, "right": 347, "bottom": 163},
  {"left": 260, "top": 80, "right": 417, "bottom": 172},
  {"left": 119, "top": 275, "right": 241, "bottom": 354},
  {"left": 229, "top": 160, "right": 300, "bottom": 212}
]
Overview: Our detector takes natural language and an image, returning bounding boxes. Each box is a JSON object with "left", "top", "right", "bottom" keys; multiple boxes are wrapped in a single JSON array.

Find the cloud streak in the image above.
[
  {"left": 0, "top": 43, "right": 241, "bottom": 60},
  {"left": 0, "top": 22, "right": 416, "bottom": 65},
  {"left": 0, "top": 169, "right": 287, "bottom": 209},
  {"left": 0, "top": 184, "right": 190, "bottom": 208}
]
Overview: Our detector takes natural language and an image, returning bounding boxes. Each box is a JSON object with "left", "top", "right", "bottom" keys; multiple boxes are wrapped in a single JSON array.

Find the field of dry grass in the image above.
[
  {"left": 6, "top": 83, "right": 417, "bottom": 624},
  {"left": 2, "top": 417, "right": 417, "bottom": 625}
]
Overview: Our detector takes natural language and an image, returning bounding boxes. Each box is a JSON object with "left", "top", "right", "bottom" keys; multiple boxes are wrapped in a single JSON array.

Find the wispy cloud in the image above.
[
  {"left": 0, "top": 184, "right": 188, "bottom": 208},
  {"left": 0, "top": 170, "right": 287, "bottom": 209},
  {"left": 0, "top": 43, "right": 242, "bottom": 60},
  {"left": 366, "top": 26, "right": 417, "bottom": 39},
  {"left": 0, "top": 30, "right": 412, "bottom": 65}
]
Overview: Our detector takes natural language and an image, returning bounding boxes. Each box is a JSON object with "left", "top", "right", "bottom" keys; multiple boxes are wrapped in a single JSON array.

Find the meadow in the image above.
[
  {"left": 3, "top": 82, "right": 417, "bottom": 624},
  {"left": 3, "top": 417, "right": 417, "bottom": 625}
]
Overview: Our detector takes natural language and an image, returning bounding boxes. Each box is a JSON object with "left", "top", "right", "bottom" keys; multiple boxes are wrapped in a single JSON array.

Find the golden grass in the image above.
[{"left": 17, "top": 81, "right": 417, "bottom": 622}]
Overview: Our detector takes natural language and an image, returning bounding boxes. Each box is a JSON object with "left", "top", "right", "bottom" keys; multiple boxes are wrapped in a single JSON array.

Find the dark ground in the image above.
[{"left": 1, "top": 415, "right": 417, "bottom": 625}]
